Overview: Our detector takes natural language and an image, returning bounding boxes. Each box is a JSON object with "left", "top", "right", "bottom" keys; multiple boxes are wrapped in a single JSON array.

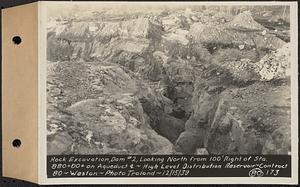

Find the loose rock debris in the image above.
[{"left": 47, "top": 7, "right": 291, "bottom": 155}]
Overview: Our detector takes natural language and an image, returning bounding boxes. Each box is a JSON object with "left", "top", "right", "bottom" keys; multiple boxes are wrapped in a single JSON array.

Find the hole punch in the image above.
[
  {"left": 12, "top": 36, "right": 22, "bottom": 45},
  {"left": 12, "top": 139, "right": 21, "bottom": 148}
]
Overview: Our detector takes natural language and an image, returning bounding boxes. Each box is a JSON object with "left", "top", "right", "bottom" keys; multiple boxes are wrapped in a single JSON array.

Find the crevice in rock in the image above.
[{"left": 46, "top": 8, "right": 291, "bottom": 155}]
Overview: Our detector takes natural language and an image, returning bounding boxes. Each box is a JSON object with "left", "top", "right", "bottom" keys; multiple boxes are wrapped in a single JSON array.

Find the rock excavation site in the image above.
[{"left": 47, "top": 6, "right": 291, "bottom": 155}]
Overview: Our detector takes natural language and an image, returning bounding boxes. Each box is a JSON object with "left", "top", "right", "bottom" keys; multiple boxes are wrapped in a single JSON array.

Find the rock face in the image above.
[
  {"left": 176, "top": 77, "right": 291, "bottom": 154},
  {"left": 47, "top": 7, "right": 291, "bottom": 155},
  {"left": 47, "top": 18, "right": 162, "bottom": 63},
  {"left": 207, "top": 82, "right": 291, "bottom": 154},
  {"left": 137, "top": 80, "right": 185, "bottom": 143}
]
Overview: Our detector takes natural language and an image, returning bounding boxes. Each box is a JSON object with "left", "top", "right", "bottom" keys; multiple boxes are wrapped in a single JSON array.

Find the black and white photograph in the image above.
[
  {"left": 46, "top": 3, "right": 293, "bottom": 156},
  {"left": 1, "top": 1, "right": 297, "bottom": 185}
]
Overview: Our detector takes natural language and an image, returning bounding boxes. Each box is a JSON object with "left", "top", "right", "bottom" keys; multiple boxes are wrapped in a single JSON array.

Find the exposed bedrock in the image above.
[
  {"left": 175, "top": 40, "right": 291, "bottom": 154},
  {"left": 47, "top": 10, "right": 291, "bottom": 155},
  {"left": 176, "top": 79, "right": 291, "bottom": 155}
]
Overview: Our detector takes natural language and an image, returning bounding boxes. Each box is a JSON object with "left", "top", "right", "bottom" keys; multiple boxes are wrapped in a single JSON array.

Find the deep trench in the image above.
[{"left": 139, "top": 81, "right": 193, "bottom": 145}]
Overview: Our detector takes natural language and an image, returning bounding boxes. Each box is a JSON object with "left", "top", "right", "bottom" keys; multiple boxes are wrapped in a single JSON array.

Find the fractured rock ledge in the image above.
[{"left": 47, "top": 7, "right": 291, "bottom": 155}]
